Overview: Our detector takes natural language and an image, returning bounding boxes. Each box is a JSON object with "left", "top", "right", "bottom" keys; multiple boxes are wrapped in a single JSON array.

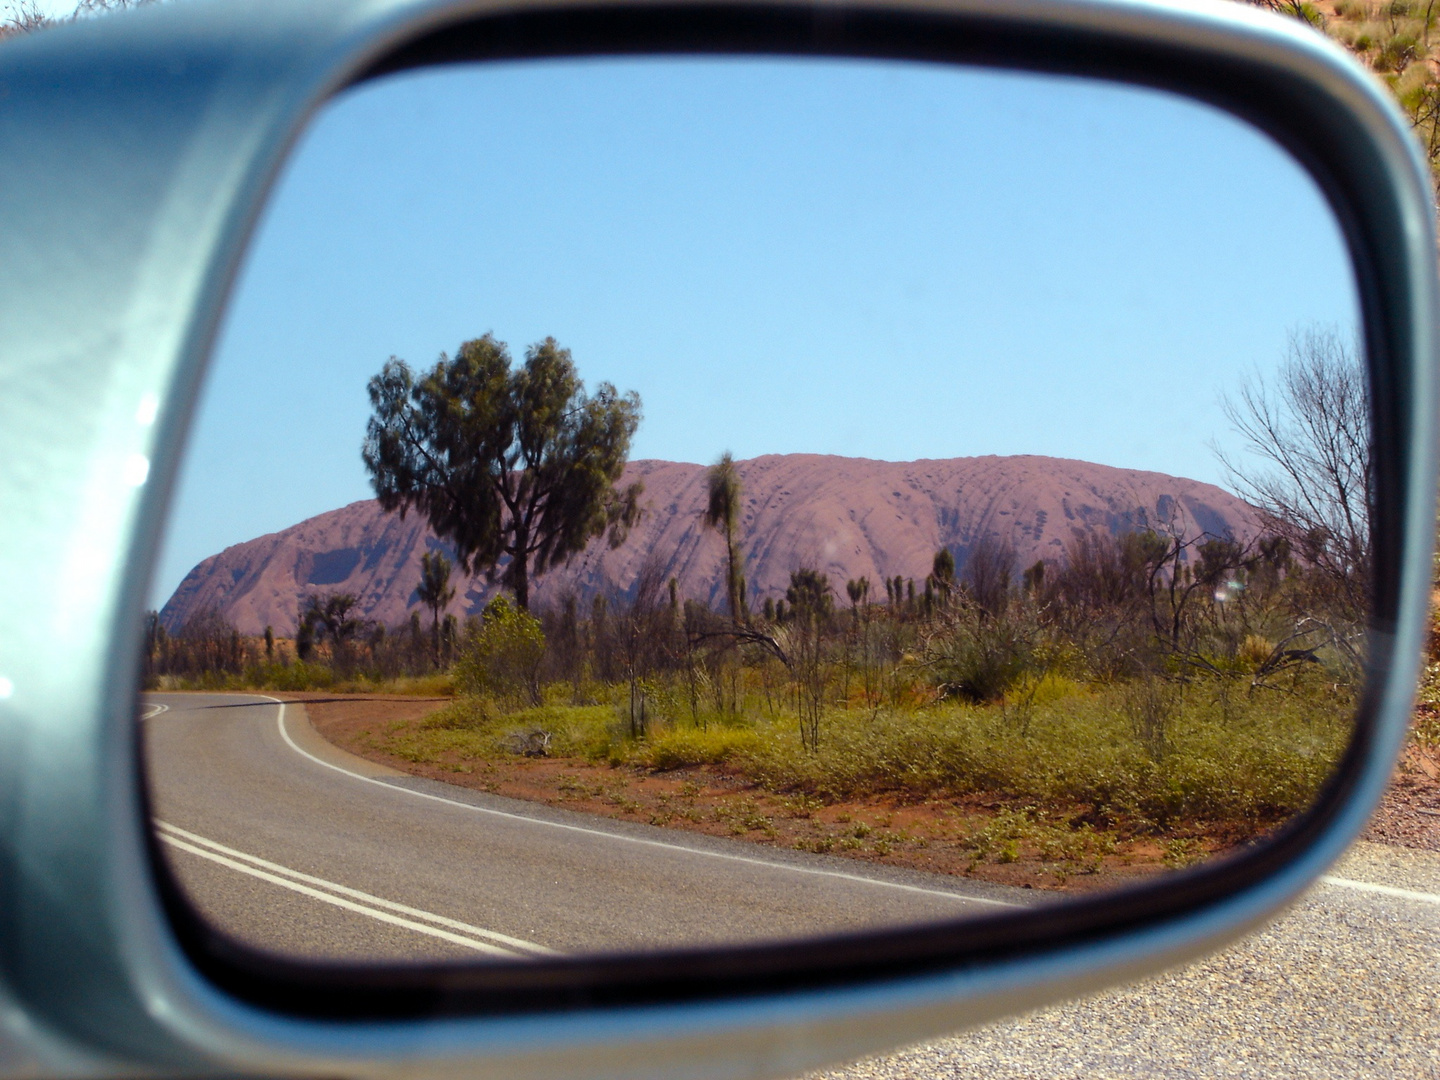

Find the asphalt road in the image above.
[{"left": 142, "top": 692, "right": 1028, "bottom": 962}]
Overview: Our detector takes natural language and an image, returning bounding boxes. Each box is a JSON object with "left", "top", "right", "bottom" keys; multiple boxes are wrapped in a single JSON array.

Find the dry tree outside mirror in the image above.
[{"left": 139, "top": 55, "right": 1366, "bottom": 965}]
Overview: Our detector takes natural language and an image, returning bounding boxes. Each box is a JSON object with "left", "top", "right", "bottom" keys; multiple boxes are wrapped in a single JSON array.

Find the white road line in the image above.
[
  {"left": 139, "top": 702, "right": 169, "bottom": 720},
  {"left": 160, "top": 832, "right": 520, "bottom": 958},
  {"left": 1322, "top": 875, "right": 1440, "bottom": 905},
  {"left": 262, "top": 694, "right": 1019, "bottom": 908},
  {"left": 155, "top": 826, "right": 553, "bottom": 959},
  {"left": 155, "top": 820, "right": 558, "bottom": 956}
]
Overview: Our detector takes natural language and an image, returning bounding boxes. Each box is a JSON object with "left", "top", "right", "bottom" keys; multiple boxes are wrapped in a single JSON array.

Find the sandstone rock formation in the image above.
[{"left": 159, "top": 454, "right": 1259, "bottom": 635}]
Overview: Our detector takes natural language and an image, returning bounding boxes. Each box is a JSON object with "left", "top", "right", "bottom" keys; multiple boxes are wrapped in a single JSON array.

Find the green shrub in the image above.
[
  {"left": 693, "top": 671, "right": 1351, "bottom": 826},
  {"left": 454, "top": 596, "right": 546, "bottom": 706},
  {"left": 258, "top": 660, "right": 336, "bottom": 691},
  {"left": 640, "top": 726, "right": 762, "bottom": 770},
  {"left": 927, "top": 610, "right": 1034, "bottom": 703}
]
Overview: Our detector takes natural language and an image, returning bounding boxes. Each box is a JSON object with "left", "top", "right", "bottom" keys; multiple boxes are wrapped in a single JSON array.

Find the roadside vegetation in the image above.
[{"left": 1246, "top": 0, "right": 1440, "bottom": 195}]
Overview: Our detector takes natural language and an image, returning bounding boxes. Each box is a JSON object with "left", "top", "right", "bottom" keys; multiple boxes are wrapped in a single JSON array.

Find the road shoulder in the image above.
[{"left": 276, "top": 697, "right": 409, "bottom": 779}]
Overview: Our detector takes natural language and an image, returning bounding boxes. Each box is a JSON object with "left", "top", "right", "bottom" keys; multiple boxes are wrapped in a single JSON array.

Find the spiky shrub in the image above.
[{"left": 926, "top": 605, "right": 1035, "bottom": 704}]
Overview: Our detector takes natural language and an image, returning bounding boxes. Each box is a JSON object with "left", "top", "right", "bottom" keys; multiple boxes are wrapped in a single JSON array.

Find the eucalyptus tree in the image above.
[
  {"left": 364, "top": 334, "right": 643, "bottom": 611},
  {"left": 703, "top": 451, "right": 747, "bottom": 623},
  {"left": 961, "top": 537, "right": 1014, "bottom": 619},
  {"left": 845, "top": 577, "right": 869, "bottom": 626},
  {"left": 845, "top": 576, "right": 875, "bottom": 703},
  {"left": 1216, "top": 326, "right": 1371, "bottom": 629},
  {"left": 299, "top": 593, "right": 364, "bottom": 669},
  {"left": 415, "top": 550, "right": 456, "bottom": 669},
  {"left": 931, "top": 548, "right": 956, "bottom": 608}
]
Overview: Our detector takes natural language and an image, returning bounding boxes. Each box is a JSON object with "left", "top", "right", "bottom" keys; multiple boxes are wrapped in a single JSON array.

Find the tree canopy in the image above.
[
  {"left": 299, "top": 593, "right": 363, "bottom": 655},
  {"left": 363, "top": 335, "right": 643, "bottom": 610},
  {"left": 1215, "top": 326, "right": 1370, "bottom": 624}
]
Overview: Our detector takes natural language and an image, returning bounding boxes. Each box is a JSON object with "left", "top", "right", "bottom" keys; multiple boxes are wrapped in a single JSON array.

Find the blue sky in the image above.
[{"left": 151, "top": 55, "right": 1358, "bottom": 609}]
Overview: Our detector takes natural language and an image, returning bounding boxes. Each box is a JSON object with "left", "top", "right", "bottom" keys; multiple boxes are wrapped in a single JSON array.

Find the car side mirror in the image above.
[{"left": 0, "top": 0, "right": 1435, "bottom": 1077}]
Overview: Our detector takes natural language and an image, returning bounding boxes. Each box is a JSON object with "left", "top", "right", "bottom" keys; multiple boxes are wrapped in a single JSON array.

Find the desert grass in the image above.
[{"left": 373, "top": 667, "right": 1352, "bottom": 835}]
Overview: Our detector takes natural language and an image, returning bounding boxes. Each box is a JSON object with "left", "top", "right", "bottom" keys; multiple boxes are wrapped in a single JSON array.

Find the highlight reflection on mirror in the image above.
[{"left": 142, "top": 56, "right": 1365, "bottom": 964}]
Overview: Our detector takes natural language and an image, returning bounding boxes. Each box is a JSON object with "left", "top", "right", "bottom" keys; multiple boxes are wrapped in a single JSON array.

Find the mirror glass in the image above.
[{"left": 142, "top": 55, "right": 1365, "bottom": 964}]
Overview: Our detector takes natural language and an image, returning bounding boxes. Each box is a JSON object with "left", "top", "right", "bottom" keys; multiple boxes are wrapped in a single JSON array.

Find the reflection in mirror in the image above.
[{"left": 141, "top": 56, "right": 1365, "bottom": 964}]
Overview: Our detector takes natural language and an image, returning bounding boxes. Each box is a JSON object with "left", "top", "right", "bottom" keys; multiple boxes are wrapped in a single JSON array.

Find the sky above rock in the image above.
[{"left": 151, "top": 54, "right": 1358, "bottom": 608}]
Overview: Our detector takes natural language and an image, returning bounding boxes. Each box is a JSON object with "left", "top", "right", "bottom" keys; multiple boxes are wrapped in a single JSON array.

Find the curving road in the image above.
[{"left": 142, "top": 692, "right": 1030, "bottom": 963}]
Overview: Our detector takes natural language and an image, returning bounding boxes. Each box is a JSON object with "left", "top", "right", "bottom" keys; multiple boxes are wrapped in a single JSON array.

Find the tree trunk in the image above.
[
  {"left": 513, "top": 551, "right": 531, "bottom": 610},
  {"left": 505, "top": 515, "right": 533, "bottom": 610},
  {"left": 725, "top": 526, "right": 744, "bottom": 624}
]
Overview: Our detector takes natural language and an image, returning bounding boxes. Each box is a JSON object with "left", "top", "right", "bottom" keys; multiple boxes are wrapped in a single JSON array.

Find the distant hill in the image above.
[{"left": 159, "top": 454, "right": 1260, "bottom": 635}]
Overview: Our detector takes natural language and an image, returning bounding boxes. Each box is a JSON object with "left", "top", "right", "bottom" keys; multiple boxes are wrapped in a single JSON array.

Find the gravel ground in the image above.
[
  {"left": 806, "top": 841, "right": 1440, "bottom": 1080},
  {"left": 1361, "top": 744, "right": 1440, "bottom": 851}
]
